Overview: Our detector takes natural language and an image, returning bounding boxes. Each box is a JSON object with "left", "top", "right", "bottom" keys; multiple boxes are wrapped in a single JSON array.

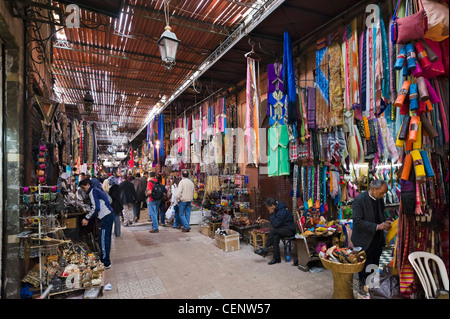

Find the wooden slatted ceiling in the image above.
[{"left": 52, "top": 0, "right": 261, "bottom": 150}]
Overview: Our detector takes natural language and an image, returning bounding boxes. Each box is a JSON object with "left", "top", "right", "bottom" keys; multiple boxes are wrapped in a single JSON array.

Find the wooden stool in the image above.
[
  {"left": 209, "top": 221, "right": 222, "bottom": 238},
  {"left": 251, "top": 230, "right": 269, "bottom": 251}
]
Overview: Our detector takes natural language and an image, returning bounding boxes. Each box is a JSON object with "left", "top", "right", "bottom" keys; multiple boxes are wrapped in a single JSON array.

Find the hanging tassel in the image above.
[{"left": 415, "top": 181, "right": 423, "bottom": 215}]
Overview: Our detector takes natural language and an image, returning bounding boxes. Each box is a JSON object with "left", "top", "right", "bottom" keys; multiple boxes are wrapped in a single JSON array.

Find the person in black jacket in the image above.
[
  {"left": 351, "top": 179, "right": 391, "bottom": 288},
  {"left": 120, "top": 176, "right": 137, "bottom": 227},
  {"left": 254, "top": 198, "right": 296, "bottom": 265},
  {"left": 108, "top": 178, "right": 123, "bottom": 237}
]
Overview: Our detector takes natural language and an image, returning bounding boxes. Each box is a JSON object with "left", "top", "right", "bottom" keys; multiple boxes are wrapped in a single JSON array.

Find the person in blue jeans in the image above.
[
  {"left": 146, "top": 172, "right": 160, "bottom": 233},
  {"left": 176, "top": 170, "right": 195, "bottom": 232},
  {"left": 80, "top": 178, "right": 114, "bottom": 269}
]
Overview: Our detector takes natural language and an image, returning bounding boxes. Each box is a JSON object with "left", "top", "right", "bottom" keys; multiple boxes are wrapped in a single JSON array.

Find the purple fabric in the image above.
[
  {"left": 307, "top": 86, "right": 316, "bottom": 129},
  {"left": 267, "top": 63, "right": 284, "bottom": 115}
]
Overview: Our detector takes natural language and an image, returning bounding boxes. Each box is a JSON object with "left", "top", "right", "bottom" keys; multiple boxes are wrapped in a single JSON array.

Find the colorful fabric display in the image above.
[
  {"left": 394, "top": 81, "right": 411, "bottom": 107},
  {"left": 411, "top": 149, "right": 426, "bottom": 178},
  {"left": 363, "top": 116, "right": 370, "bottom": 140},
  {"left": 414, "top": 41, "right": 432, "bottom": 70},
  {"left": 420, "top": 150, "right": 434, "bottom": 177},
  {"left": 409, "top": 83, "right": 419, "bottom": 111},
  {"left": 405, "top": 43, "right": 417, "bottom": 71},
  {"left": 307, "top": 87, "right": 316, "bottom": 129},
  {"left": 267, "top": 62, "right": 284, "bottom": 115},
  {"left": 401, "top": 154, "right": 413, "bottom": 180}
]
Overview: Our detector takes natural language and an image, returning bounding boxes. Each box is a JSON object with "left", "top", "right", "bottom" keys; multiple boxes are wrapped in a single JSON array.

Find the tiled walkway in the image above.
[{"left": 99, "top": 212, "right": 337, "bottom": 299}]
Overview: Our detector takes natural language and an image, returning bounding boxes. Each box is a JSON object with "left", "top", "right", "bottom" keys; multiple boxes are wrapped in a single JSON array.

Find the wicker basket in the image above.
[
  {"left": 320, "top": 256, "right": 365, "bottom": 299},
  {"left": 320, "top": 256, "right": 365, "bottom": 273}
]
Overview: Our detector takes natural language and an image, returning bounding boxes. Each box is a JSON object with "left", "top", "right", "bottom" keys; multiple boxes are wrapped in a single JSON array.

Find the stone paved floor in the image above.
[{"left": 98, "top": 212, "right": 339, "bottom": 300}]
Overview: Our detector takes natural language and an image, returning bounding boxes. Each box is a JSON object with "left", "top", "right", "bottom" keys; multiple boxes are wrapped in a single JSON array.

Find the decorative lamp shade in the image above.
[{"left": 157, "top": 26, "right": 179, "bottom": 69}]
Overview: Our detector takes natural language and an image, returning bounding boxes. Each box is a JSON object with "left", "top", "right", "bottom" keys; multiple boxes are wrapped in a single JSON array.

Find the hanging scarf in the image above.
[
  {"left": 282, "top": 31, "right": 297, "bottom": 125},
  {"left": 328, "top": 42, "right": 344, "bottom": 126},
  {"left": 316, "top": 42, "right": 329, "bottom": 128},
  {"left": 246, "top": 57, "right": 260, "bottom": 165},
  {"left": 307, "top": 87, "right": 316, "bottom": 129}
]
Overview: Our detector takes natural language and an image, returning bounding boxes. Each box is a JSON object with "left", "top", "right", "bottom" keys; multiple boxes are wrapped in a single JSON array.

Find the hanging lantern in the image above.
[
  {"left": 157, "top": 26, "right": 179, "bottom": 70},
  {"left": 83, "top": 91, "right": 94, "bottom": 114},
  {"left": 157, "top": 1, "right": 179, "bottom": 70}
]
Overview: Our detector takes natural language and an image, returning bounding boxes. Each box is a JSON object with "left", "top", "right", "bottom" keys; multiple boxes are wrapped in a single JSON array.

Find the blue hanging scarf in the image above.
[{"left": 282, "top": 31, "right": 297, "bottom": 125}]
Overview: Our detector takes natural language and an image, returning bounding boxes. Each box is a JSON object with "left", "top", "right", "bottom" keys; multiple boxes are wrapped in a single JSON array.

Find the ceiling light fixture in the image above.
[
  {"left": 83, "top": 91, "right": 94, "bottom": 114},
  {"left": 157, "top": 0, "right": 179, "bottom": 71}
]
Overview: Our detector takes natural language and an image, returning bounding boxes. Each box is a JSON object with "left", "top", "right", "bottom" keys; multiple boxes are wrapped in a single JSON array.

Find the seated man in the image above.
[{"left": 254, "top": 198, "right": 296, "bottom": 265}]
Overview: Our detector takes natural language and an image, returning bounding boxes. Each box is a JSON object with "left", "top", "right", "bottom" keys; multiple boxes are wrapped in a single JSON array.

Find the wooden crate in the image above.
[{"left": 215, "top": 229, "right": 240, "bottom": 252}]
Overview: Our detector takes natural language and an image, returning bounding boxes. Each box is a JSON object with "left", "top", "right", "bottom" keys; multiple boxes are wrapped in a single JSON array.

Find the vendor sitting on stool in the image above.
[{"left": 254, "top": 198, "right": 296, "bottom": 265}]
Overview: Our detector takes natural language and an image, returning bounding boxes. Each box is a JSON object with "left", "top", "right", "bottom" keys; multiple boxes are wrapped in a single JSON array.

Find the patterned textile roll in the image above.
[
  {"left": 394, "top": 81, "right": 411, "bottom": 107},
  {"left": 419, "top": 113, "right": 439, "bottom": 139},
  {"left": 414, "top": 41, "right": 432, "bottom": 70},
  {"left": 395, "top": 128, "right": 405, "bottom": 147},
  {"left": 411, "top": 149, "right": 426, "bottom": 178},
  {"left": 425, "top": 78, "right": 441, "bottom": 104},
  {"left": 409, "top": 83, "right": 419, "bottom": 111},
  {"left": 405, "top": 139, "right": 413, "bottom": 151},
  {"left": 401, "top": 154, "right": 413, "bottom": 180},
  {"left": 421, "top": 40, "right": 438, "bottom": 63},
  {"left": 405, "top": 43, "right": 417, "bottom": 71},
  {"left": 412, "top": 121, "right": 422, "bottom": 149},
  {"left": 420, "top": 150, "right": 434, "bottom": 177},
  {"left": 408, "top": 115, "right": 420, "bottom": 143},
  {"left": 411, "top": 58, "right": 423, "bottom": 78},
  {"left": 398, "top": 115, "right": 411, "bottom": 140},
  {"left": 394, "top": 45, "right": 407, "bottom": 70},
  {"left": 416, "top": 77, "right": 429, "bottom": 101}
]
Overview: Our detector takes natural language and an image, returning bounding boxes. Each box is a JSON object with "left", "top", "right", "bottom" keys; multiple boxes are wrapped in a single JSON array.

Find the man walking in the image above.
[
  {"left": 176, "top": 170, "right": 195, "bottom": 232},
  {"left": 120, "top": 175, "right": 137, "bottom": 227},
  {"left": 132, "top": 173, "right": 145, "bottom": 222}
]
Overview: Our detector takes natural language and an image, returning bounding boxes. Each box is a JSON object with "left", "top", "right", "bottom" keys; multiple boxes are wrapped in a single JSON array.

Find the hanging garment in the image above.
[
  {"left": 328, "top": 42, "right": 345, "bottom": 126},
  {"left": 268, "top": 124, "right": 289, "bottom": 177},
  {"left": 282, "top": 31, "right": 297, "bottom": 125},
  {"left": 316, "top": 44, "right": 329, "bottom": 129},
  {"left": 306, "top": 87, "right": 316, "bottom": 129},
  {"left": 246, "top": 57, "right": 260, "bottom": 165},
  {"left": 267, "top": 63, "right": 284, "bottom": 116},
  {"left": 268, "top": 90, "right": 286, "bottom": 125}
]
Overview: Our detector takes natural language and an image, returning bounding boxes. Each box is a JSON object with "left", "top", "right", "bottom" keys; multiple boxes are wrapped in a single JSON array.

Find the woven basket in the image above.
[{"left": 320, "top": 256, "right": 365, "bottom": 274}]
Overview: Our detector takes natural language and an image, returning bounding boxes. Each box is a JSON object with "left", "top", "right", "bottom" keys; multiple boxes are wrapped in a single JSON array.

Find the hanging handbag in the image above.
[
  {"left": 392, "top": 0, "right": 428, "bottom": 44},
  {"left": 422, "top": 0, "right": 449, "bottom": 41}
]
